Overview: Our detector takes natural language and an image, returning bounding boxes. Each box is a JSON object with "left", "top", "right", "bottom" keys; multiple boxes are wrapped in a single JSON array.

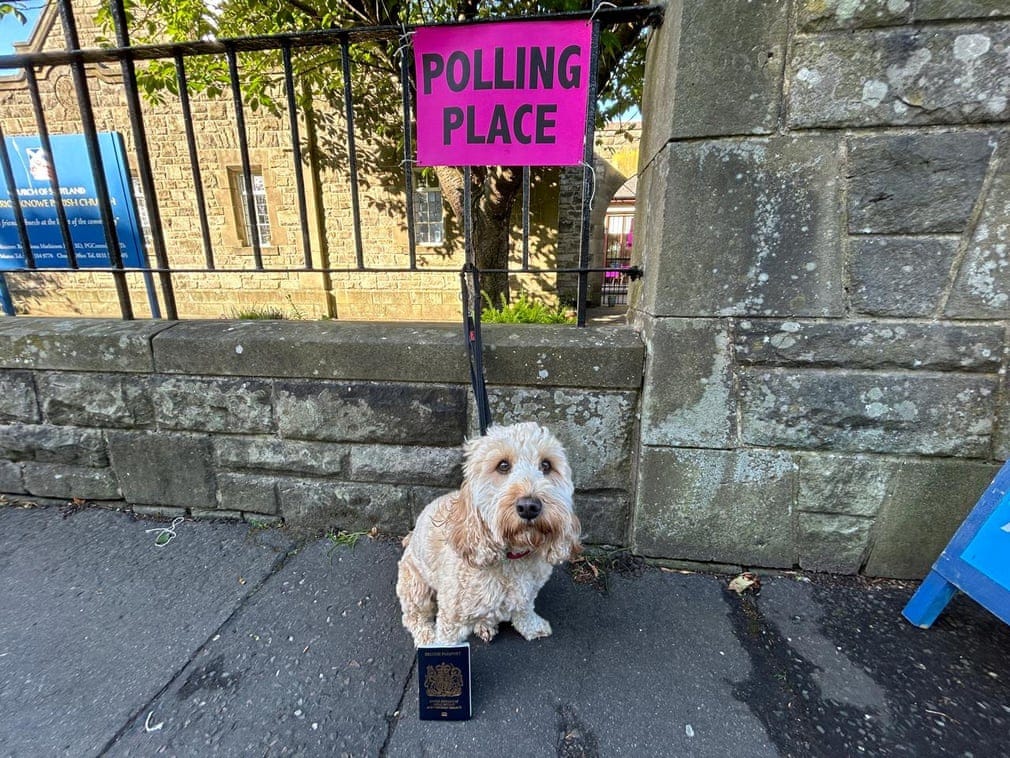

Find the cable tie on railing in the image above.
[
  {"left": 587, "top": 1, "right": 617, "bottom": 24},
  {"left": 581, "top": 159, "right": 598, "bottom": 210},
  {"left": 394, "top": 25, "right": 414, "bottom": 60}
]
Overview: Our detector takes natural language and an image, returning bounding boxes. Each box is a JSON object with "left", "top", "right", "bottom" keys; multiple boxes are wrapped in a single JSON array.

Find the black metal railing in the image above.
[{"left": 0, "top": 0, "right": 661, "bottom": 325}]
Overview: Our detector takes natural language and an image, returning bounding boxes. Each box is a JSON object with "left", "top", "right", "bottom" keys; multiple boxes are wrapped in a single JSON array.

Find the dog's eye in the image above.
[
  {"left": 496, "top": 460, "right": 511, "bottom": 474},
  {"left": 540, "top": 459, "right": 552, "bottom": 474}
]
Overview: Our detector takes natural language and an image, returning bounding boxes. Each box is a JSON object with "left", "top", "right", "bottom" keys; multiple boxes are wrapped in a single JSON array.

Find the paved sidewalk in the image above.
[{"left": 1, "top": 506, "right": 1008, "bottom": 757}]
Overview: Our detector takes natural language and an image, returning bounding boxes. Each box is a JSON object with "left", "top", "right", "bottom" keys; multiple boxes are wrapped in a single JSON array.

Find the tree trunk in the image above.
[{"left": 435, "top": 165, "right": 522, "bottom": 308}]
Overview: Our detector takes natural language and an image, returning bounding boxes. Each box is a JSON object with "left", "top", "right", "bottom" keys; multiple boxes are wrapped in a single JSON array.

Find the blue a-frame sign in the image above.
[{"left": 903, "top": 460, "right": 1010, "bottom": 628}]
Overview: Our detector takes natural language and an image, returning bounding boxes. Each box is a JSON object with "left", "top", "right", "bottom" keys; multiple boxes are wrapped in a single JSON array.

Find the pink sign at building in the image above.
[{"left": 413, "top": 20, "right": 592, "bottom": 167}]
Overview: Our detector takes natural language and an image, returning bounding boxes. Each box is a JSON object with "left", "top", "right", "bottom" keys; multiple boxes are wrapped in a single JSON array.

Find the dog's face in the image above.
[{"left": 450, "top": 422, "right": 580, "bottom": 566}]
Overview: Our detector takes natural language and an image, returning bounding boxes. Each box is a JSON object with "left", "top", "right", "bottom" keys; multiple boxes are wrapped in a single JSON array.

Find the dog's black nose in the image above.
[{"left": 516, "top": 496, "right": 543, "bottom": 521}]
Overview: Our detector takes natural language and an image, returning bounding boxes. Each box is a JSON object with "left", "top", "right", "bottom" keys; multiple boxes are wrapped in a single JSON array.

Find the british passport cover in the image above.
[{"left": 418, "top": 643, "right": 472, "bottom": 720}]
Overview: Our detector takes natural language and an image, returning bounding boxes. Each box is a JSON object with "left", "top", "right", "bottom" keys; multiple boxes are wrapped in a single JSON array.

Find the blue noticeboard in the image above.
[
  {"left": 903, "top": 460, "right": 1010, "bottom": 629},
  {"left": 0, "top": 132, "right": 145, "bottom": 269}
]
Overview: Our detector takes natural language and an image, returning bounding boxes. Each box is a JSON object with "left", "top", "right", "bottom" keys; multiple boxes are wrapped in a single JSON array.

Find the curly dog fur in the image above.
[{"left": 396, "top": 422, "right": 581, "bottom": 646}]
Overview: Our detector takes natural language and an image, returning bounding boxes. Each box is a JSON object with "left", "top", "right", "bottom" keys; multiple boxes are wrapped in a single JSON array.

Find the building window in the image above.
[
  {"left": 230, "top": 169, "right": 271, "bottom": 247},
  {"left": 413, "top": 184, "right": 444, "bottom": 246}
]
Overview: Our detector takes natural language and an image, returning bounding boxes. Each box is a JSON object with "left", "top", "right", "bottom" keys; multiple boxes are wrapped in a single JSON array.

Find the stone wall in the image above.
[
  {"left": 630, "top": 0, "right": 1010, "bottom": 578},
  {"left": 0, "top": 318, "right": 643, "bottom": 543}
]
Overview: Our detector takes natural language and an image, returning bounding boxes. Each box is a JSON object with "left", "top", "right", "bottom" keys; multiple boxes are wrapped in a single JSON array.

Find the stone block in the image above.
[
  {"left": 638, "top": 5, "right": 679, "bottom": 166},
  {"left": 408, "top": 486, "right": 453, "bottom": 523},
  {"left": 0, "top": 371, "right": 38, "bottom": 423},
  {"left": 863, "top": 458, "right": 1000, "bottom": 578},
  {"left": 997, "top": 357, "right": 1010, "bottom": 460},
  {"left": 0, "top": 461, "right": 25, "bottom": 493},
  {"left": 915, "top": 1, "right": 1010, "bottom": 20},
  {"left": 37, "top": 373, "right": 154, "bottom": 429},
  {"left": 640, "top": 0, "right": 788, "bottom": 155},
  {"left": 797, "top": 513, "right": 874, "bottom": 574},
  {"left": 214, "top": 436, "right": 347, "bottom": 477},
  {"left": 487, "top": 387, "right": 637, "bottom": 490},
  {"left": 482, "top": 325, "right": 644, "bottom": 390},
  {"left": 849, "top": 237, "right": 960, "bottom": 316},
  {"left": 151, "top": 376, "right": 274, "bottom": 433},
  {"left": 131, "top": 505, "right": 188, "bottom": 520},
  {"left": 274, "top": 381, "right": 466, "bottom": 446},
  {"left": 22, "top": 463, "right": 121, "bottom": 500},
  {"left": 191, "top": 508, "right": 244, "bottom": 521},
  {"left": 735, "top": 320, "right": 1003, "bottom": 372},
  {"left": 348, "top": 445, "right": 462, "bottom": 487},
  {"left": 0, "top": 424, "right": 108, "bottom": 466},
  {"left": 152, "top": 320, "right": 644, "bottom": 390},
  {"left": 740, "top": 370, "right": 997, "bottom": 456},
  {"left": 576, "top": 490, "right": 631, "bottom": 546},
  {"left": 0, "top": 318, "right": 170, "bottom": 372},
  {"left": 946, "top": 147, "right": 1010, "bottom": 317},
  {"left": 152, "top": 320, "right": 467, "bottom": 381},
  {"left": 107, "top": 431, "right": 216, "bottom": 508},
  {"left": 244, "top": 513, "right": 283, "bottom": 526},
  {"left": 634, "top": 447, "right": 797, "bottom": 567},
  {"left": 847, "top": 133, "right": 994, "bottom": 234},
  {"left": 640, "top": 318, "right": 736, "bottom": 447},
  {"left": 627, "top": 156, "right": 660, "bottom": 317},
  {"left": 216, "top": 473, "right": 279, "bottom": 515},
  {"left": 277, "top": 479, "right": 411, "bottom": 534},
  {"left": 639, "top": 137, "right": 844, "bottom": 317},
  {"left": 789, "top": 25, "right": 1010, "bottom": 128},
  {"left": 797, "top": 0, "right": 912, "bottom": 31},
  {"left": 797, "top": 453, "right": 896, "bottom": 517}
]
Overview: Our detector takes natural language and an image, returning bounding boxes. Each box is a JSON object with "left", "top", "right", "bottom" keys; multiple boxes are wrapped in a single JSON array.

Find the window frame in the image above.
[
  {"left": 229, "top": 168, "right": 272, "bottom": 248},
  {"left": 413, "top": 182, "right": 445, "bottom": 248}
]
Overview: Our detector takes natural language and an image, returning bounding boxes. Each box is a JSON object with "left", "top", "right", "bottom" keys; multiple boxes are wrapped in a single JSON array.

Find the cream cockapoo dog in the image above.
[{"left": 396, "top": 422, "right": 581, "bottom": 646}]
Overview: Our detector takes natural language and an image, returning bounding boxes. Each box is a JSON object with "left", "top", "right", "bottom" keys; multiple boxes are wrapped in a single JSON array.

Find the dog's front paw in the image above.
[
  {"left": 512, "top": 612, "right": 552, "bottom": 641},
  {"left": 412, "top": 624, "right": 436, "bottom": 647},
  {"left": 474, "top": 618, "right": 499, "bottom": 643}
]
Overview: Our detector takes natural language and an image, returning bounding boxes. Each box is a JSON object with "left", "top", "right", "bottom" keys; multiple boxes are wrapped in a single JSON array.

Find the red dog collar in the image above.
[{"left": 506, "top": 550, "right": 531, "bottom": 560}]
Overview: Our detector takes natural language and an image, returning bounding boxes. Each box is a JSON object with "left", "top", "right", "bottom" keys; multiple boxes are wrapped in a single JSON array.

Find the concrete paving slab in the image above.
[
  {"left": 0, "top": 507, "right": 293, "bottom": 757},
  {"left": 105, "top": 537, "right": 413, "bottom": 757},
  {"left": 751, "top": 575, "right": 1010, "bottom": 757},
  {"left": 386, "top": 568, "right": 776, "bottom": 758},
  {"left": 3, "top": 506, "right": 1010, "bottom": 758}
]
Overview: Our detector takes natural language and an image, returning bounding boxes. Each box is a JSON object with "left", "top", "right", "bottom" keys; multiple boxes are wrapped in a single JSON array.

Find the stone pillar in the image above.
[{"left": 629, "top": 0, "right": 1010, "bottom": 577}]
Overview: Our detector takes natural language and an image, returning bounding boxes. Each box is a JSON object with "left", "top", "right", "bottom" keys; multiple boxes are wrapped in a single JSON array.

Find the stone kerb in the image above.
[
  {"left": 0, "top": 318, "right": 644, "bottom": 546},
  {"left": 631, "top": 0, "right": 1010, "bottom": 578}
]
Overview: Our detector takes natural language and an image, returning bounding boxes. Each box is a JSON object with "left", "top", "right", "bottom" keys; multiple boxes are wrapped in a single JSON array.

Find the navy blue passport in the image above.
[{"left": 418, "top": 643, "right": 472, "bottom": 720}]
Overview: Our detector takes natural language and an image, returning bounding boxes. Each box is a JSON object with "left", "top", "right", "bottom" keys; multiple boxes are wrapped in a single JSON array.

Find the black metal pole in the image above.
[
  {"left": 110, "top": 0, "right": 173, "bottom": 318},
  {"left": 281, "top": 41, "right": 313, "bottom": 270},
  {"left": 24, "top": 66, "right": 75, "bottom": 269},
  {"left": 226, "top": 44, "right": 263, "bottom": 268},
  {"left": 400, "top": 41, "right": 416, "bottom": 269},
  {"left": 521, "top": 166, "right": 530, "bottom": 271},
  {"left": 0, "top": 123, "right": 34, "bottom": 272},
  {"left": 174, "top": 53, "right": 216, "bottom": 270},
  {"left": 340, "top": 37, "right": 365, "bottom": 270},
  {"left": 576, "top": 10, "right": 601, "bottom": 327},
  {"left": 57, "top": 0, "right": 134, "bottom": 319}
]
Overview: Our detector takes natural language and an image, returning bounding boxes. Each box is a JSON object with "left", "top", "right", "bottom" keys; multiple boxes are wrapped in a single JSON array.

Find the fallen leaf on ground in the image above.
[{"left": 728, "top": 572, "right": 761, "bottom": 595}]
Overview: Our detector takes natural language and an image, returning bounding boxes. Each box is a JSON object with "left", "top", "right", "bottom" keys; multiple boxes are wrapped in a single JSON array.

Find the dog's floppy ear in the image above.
[
  {"left": 446, "top": 485, "right": 503, "bottom": 567},
  {"left": 546, "top": 512, "right": 582, "bottom": 565}
]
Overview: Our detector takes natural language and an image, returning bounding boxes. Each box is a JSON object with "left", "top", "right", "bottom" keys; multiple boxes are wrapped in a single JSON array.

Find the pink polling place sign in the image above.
[{"left": 413, "top": 20, "right": 592, "bottom": 166}]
